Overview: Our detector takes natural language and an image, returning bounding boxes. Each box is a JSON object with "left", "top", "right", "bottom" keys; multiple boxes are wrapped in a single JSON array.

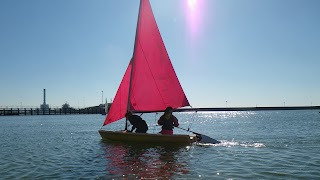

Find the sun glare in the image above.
[
  {"left": 183, "top": 0, "right": 207, "bottom": 64},
  {"left": 188, "top": 0, "right": 197, "bottom": 11},
  {"left": 184, "top": 0, "right": 204, "bottom": 38}
]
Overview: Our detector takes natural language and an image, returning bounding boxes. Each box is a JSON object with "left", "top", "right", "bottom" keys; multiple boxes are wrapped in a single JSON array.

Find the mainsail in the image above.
[{"left": 103, "top": 0, "right": 189, "bottom": 126}]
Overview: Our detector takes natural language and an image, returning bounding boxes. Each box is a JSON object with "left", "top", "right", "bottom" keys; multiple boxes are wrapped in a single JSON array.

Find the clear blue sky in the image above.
[{"left": 1, "top": 0, "right": 319, "bottom": 108}]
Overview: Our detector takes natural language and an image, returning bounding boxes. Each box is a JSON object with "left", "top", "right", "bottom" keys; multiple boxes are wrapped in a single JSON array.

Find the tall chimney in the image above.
[{"left": 43, "top": 89, "right": 46, "bottom": 105}]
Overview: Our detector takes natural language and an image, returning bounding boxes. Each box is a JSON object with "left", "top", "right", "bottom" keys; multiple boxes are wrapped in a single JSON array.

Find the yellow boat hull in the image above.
[{"left": 99, "top": 130, "right": 197, "bottom": 144}]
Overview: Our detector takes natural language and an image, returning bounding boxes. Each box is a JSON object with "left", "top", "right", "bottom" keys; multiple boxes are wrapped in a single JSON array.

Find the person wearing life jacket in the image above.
[
  {"left": 158, "top": 106, "right": 179, "bottom": 135},
  {"left": 125, "top": 112, "right": 148, "bottom": 133}
]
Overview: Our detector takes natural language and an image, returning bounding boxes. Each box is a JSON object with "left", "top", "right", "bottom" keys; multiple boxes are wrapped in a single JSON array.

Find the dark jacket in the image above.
[
  {"left": 158, "top": 115, "right": 179, "bottom": 130},
  {"left": 128, "top": 115, "right": 148, "bottom": 133}
]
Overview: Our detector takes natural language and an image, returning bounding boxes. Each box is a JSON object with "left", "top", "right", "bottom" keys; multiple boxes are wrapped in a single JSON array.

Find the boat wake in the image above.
[{"left": 196, "top": 140, "right": 266, "bottom": 148}]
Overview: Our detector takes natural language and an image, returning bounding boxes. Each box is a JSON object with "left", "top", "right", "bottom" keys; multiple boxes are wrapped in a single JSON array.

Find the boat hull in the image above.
[{"left": 99, "top": 130, "right": 197, "bottom": 144}]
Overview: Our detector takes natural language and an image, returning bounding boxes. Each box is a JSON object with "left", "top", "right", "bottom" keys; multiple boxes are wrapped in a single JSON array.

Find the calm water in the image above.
[{"left": 1, "top": 110, "right": 319, "bottom": 179}]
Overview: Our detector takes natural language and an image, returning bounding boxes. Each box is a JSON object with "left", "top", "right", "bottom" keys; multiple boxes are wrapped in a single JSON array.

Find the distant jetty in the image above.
[{"left": 0, "top": 106, "right": 107, "bottom": 116}]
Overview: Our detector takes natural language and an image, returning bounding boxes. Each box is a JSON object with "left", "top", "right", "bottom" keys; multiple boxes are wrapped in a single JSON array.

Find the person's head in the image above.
[{"left": 164, "top": 106, "right": 173, "bottom": 115}]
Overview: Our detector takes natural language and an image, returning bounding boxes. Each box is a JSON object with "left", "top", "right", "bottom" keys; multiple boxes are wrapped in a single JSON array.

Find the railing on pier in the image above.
[{"left": 0, "top": 107, "right": 106, "bottom": 116}]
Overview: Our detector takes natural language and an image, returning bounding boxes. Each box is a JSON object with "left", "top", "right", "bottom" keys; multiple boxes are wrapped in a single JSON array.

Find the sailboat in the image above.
[{"left": 99, "top": 0, "right": 217, "bottom": 144}]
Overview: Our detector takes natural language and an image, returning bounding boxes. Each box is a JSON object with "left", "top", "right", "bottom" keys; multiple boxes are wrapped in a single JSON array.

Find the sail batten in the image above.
[{"left": 103, "top": 0, "right": 189, "bottom": 126}]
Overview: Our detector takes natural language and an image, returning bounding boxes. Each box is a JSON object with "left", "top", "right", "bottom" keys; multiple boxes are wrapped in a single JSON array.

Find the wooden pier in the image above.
[{"left": 0, "top": 107, "right": 106, "bottom": 116}]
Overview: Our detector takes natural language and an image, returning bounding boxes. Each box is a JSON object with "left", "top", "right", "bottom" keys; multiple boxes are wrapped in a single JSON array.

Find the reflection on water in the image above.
[{"left": 101, "top": 142, "right": 191, "bottom": 179}]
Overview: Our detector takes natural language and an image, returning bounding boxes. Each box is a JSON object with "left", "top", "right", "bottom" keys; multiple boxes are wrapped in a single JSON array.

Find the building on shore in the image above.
[{"left": 40, "top": 89, "right": 49, "bottom": 110}]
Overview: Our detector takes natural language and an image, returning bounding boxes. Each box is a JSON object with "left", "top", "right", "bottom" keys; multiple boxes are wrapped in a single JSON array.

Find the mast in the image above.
[{"left": 125, "top": 0, "right": 142, "bottom": 130}]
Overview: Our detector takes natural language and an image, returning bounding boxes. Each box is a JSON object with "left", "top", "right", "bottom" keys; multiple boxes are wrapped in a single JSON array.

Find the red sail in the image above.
[
  {"left": 103, "top": 0, "right": 189, "bottom": 126},
  {"left": 129, "top": 0, "right": 190, "bottom": 111},
  {"left": 103, "top": 62, "right": 131, "bottom": 126}
]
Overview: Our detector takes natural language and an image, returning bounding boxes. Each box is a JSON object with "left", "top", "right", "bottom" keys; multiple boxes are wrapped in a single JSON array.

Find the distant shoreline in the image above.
[
  {"left": 134, "top": 106, "right": 320, "bottom": 113},
  {"left": 177, "top": 106, "right": 320, "bottom": 112},
  {"left": 1, "top": 106, "right": 319, "bottom": 116},
  {"left": 181, "top": 106, "right": 320, "bottom": 111}
]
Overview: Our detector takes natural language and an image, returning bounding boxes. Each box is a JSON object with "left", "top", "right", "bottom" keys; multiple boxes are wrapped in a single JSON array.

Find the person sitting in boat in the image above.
[
  {"left": 158, "top": 106, "right": 179, "bottom": 135},
  {"left": 125, "top": 111, "right": 148, "bottom": 133}
]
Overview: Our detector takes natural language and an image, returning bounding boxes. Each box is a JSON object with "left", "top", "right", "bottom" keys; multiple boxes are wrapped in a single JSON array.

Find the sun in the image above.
[
  {"left": 183, "top": 0, "right": 206, "bottom": 42},
  {"left": 188, "top": 0, "right": 197, "bottom": 11}
]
